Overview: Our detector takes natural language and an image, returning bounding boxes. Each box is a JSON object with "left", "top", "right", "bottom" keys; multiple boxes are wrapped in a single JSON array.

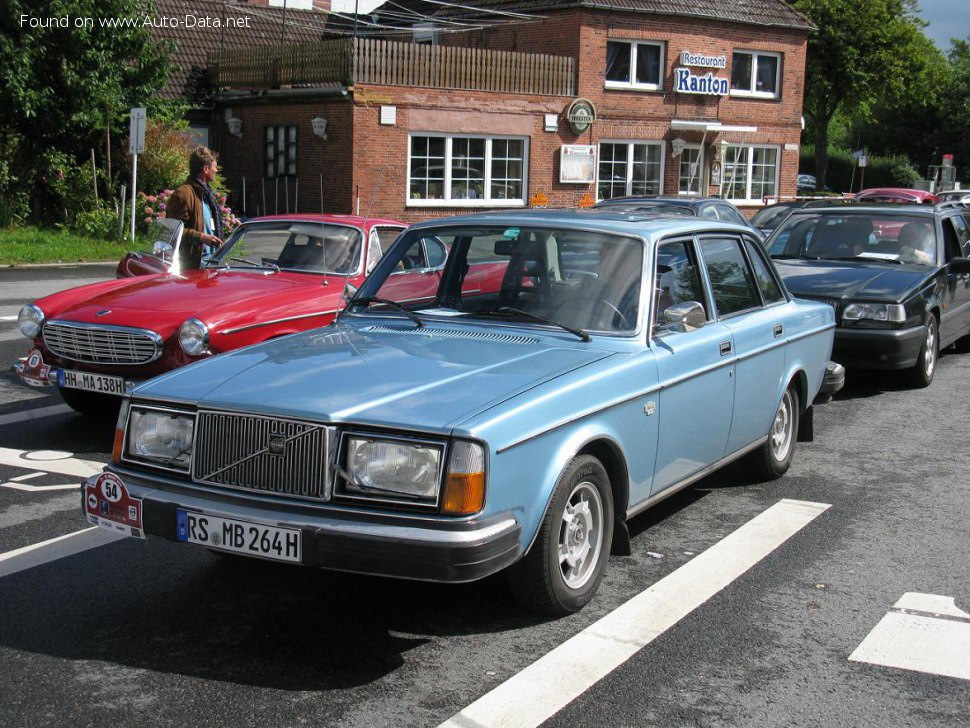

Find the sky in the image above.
[{"left": 331, "top": 0, "right": 970, "bottom": 51}]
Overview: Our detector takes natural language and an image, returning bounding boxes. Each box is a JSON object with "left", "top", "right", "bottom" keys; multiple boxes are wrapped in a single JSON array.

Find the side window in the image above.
[
  {"left": 744, "top": 239, "right": 785, "bottom": 304},
  {"left": 941, "top": 218, "right": 964, "bottom": 262},
  {"left": 424, "top": 237, "right": 448, "bottom": 267},
  {"left": 716, "top": 204, "right": 748, "bottom": 227},
  {"left": 952, "top": 215, "right": 970, "bottom": 257},
  {"left": 655, "top": 240, "right": 707, "bottom": 330},
  {"left": 700, "top": 205, "right": 720, "bottom": 220},
  {"left": 369, "top": 227, "right": 406, "bottom": 273},
  {"left": 700, "top": 237, "right": 761, "bottom": 316}
]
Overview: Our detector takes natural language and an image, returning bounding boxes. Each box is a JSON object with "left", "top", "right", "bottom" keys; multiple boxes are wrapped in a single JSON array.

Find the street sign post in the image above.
[{"left": 129, "top": 107, "right": 146, "bottom": 240}]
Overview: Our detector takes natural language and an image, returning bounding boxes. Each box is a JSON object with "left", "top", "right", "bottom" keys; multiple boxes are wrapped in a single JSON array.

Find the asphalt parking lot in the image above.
[{"left": 0, "top": 265, "right": 968, "bottom": 727}]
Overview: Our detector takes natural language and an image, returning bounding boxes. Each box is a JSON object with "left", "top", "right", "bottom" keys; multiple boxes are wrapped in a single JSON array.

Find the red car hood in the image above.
[{"left": 41, "top": 269, "right": 337, "bottom": 332}]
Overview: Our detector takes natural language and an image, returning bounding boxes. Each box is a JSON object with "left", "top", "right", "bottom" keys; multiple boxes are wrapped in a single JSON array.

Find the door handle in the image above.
[
  {"left": 773, "top": 323, "right": 784, "bottom": 337},
  {"left": 719, "top": 340, "right": 732, "bottom": 356}
]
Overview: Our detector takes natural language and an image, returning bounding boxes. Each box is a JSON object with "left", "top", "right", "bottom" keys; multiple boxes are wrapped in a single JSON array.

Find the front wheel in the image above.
[
  {"left": 508, "top": 455, "right": 614, "bottom": 616},
  {"left": 742, "top": 384, "right": 799, "bottom": 481},
  {"left": 905, "top": 315, "right": 938, "bottom": 388},
  {"left": 58, "top": 387, "right": 121, "bottom": 417}
]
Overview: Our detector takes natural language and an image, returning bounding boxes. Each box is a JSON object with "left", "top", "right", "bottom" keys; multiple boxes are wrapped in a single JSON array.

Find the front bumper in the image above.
[
  {"left": 14, "top": 355, "right": 140, "bottom": 395},
  {"left": 832, "top": 323, "right": 925, "bottom": 370},
  {"left": 84, "top": 466, "right": 523, "bottom": 584},
  {"left": 818, "top": 361, "right": 845, "bottom": 398}
]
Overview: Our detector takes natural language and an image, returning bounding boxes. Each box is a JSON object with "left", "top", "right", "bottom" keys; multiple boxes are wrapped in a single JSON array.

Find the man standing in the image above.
[{"left": 166, "top": 146, "right": 225, "bottom": 270}]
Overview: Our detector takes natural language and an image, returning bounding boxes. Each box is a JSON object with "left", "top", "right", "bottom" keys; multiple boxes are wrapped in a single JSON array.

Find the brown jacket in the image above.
[{"left": 166, "top": 178, "right": 209, "bottom": 269}]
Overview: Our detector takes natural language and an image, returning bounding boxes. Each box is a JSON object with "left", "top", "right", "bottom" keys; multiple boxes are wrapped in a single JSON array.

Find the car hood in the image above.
[
  {"left": 42, "top": 269, "right": 330, "bottom": 332},
  {"left": 133, "top": 321, "right": 616, "bottom": 432},
  {"left": 772, "top": 259, "right": 931, "bottom": 301}
]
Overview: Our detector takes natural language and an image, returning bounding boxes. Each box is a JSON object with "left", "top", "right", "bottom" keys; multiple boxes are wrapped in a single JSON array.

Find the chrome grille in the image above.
[
  {"left": 43, "top": 320, "right": 161, "bottom": 365},
  {"left": 194, "top": 411, "right": 331, "bottom": 500}
]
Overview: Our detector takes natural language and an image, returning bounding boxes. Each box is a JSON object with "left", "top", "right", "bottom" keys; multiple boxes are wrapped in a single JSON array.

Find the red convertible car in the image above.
[{"left": 14, "top": 214, "right": 412, "bottom": 415}]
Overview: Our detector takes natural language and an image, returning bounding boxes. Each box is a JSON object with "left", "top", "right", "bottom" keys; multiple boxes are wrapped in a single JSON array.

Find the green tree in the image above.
[
  {"left": 936, "top": 38, "right": 970, "bottom": 182},
  {"left": 0, "top": 0, "right": 169, "bottom": 221},
  {"left": 794, "top": 0, "right": 939, "bottom": 188}
]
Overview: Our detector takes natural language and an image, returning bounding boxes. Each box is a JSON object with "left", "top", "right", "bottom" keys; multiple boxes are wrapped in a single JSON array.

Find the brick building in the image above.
[{"left": 206, "top": 0, "right": 814, "bottom": 221}]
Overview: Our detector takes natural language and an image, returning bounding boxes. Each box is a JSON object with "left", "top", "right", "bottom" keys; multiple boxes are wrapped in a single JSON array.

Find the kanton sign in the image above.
[{"left": 675, "top": 68, "right": 729, "bottom": 96}]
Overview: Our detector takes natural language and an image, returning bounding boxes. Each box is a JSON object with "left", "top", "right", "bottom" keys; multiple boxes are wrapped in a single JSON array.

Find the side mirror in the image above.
[
  {"left": 342, "top": 283, "right": 358, "bottom": 301},
  {"left": 949, "top": 257, "right": 970, "bottom": 274},
  {"left": 663, "top": 301, "right": 706, "bottom": 331},
  {"left": 153, "top": 241, "right": 173, "bottom": 256}
]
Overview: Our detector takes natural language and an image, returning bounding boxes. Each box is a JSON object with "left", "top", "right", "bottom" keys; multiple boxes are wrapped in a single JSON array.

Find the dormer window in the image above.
[{"left": 605, "top": 40, "right": 664, "bottom": 91}]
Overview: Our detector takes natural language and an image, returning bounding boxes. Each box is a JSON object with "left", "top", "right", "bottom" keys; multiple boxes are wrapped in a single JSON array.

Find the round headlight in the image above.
[
  {"left": 178, "top": 318, "right": 209, "bottom": 355},
  {"left": 18, "top": 304, "right": 45, "bottom": 339}
]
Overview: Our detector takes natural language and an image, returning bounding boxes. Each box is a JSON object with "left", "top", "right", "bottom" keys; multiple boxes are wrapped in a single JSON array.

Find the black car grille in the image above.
[
  {"left": 193, "top": 411, "right": 332, "bottom": 500},
  {"left": 43, "top": 321, "right": 161, "bottom": 365}
]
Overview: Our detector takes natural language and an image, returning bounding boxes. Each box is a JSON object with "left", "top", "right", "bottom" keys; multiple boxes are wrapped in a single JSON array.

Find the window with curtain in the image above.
[
  {"left": 408, "top": 135, "right": 527, "bottom": 206},
  {"left": 605, "top": 40, "right": 664, "bottom": 90},
  {"left": 730, "top": 51, "right": 781, "bottom": 98}
]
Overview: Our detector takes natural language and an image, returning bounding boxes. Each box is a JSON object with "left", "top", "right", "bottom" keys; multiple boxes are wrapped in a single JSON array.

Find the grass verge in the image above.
[{"left": 0, "top": 227, "right": 129, "bottom": 265}]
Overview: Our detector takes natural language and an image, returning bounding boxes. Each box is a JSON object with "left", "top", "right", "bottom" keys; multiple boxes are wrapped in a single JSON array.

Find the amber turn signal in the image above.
[{"left": 441, "top": 472, "right": 485, "bottom": 515}]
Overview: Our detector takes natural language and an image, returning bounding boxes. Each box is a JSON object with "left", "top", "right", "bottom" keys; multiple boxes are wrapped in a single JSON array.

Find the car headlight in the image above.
[
  {"left": 126, "top": 406, "right": 195, "bottom": 471},
  {"left": 178, "top": 318, "right": 209, "bottom": 355},
  {"left": 18, "top": 304, "right": 45, "bottom": 339},
  {"left": 344, "top": 436, "right": 443, "bottom": 503},
  {"left": 842, "top": 302, "right": 905, "bottom": 323}
]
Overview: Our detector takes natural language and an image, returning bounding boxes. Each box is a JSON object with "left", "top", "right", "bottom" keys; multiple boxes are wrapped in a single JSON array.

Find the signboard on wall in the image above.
[{"left": 560, "top": 145, "right": 596, "bottom": 184}]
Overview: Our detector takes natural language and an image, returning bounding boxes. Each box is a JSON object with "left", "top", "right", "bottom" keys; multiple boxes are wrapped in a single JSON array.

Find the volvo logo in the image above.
[
  {"left": 268, "top": 435, "right": 286, "bottom": 456},
  {"left": 96, "top": 309, "right": 111, "bottom": 317}
]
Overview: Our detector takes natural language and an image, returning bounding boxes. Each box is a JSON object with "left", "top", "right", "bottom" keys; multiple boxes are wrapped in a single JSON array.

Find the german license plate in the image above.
[
  {"left": 58, "top": 369, "right": 126, "bottom": 395},
  {"left": 175, "top": 510, "right": 302, "bottom": 563}
]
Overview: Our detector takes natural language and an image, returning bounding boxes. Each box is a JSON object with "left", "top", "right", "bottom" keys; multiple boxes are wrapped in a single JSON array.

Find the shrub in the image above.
[
  {"left": 800, "top": 146, "right": 921, "bottom": 192},
  {"left": 134, "top": 119, "right": 194, "bottom": 197},
  {"left": 72, "top": 206, "right": 121, "bottom": 240}
]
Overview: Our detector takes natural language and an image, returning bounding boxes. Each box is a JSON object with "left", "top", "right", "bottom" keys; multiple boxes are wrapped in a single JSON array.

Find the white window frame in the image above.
[
  {"left": 596, "top": 140, "right": 665, "bottom": 200},
  {"left": 677, "top": 144, "right": 704, "bottom": 196},
  {"left": 730, "top": 50, "right": 781, "bottom": 99},
  {"left": 605, "top": 40, "right": 665, "bottom": 92},
  {"left": 406, "top": 134, "right": 529, "bottom": 208},
  {"left": 721, "top": 144, "right": 780, "bottom": 202}
]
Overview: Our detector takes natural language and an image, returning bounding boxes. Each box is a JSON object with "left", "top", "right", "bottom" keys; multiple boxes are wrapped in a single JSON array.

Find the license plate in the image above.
[
  {"left": 58, "top": 369, "right": 126, "bottom": 395},
  {"left": 176, "top": 510, "right": 302, "bottom": 563}
]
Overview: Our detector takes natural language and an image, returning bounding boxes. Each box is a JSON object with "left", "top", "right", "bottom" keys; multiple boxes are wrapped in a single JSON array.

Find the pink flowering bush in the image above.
[{"left": 138, "top": 188, "right": 241, "bottom": 236}]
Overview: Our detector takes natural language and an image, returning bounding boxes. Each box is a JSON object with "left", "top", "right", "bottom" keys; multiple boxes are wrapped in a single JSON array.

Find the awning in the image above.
[{"left": 670, "top": 120, "right": 758, "bottom": 133}]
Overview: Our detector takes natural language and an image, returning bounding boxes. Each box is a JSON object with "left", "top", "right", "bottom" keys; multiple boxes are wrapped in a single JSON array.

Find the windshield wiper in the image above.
[
  {"left": 224, "top": 256, "right": 280, "bottom": 271},
  {"left": 352, "top": 296, "right": 425, "bottom": 328},
  {"left": 829, "top": 255, "right": 902, "bottom": 264},
  {"left": 482, "top": 306, "right": 590, "bottom": 342}
]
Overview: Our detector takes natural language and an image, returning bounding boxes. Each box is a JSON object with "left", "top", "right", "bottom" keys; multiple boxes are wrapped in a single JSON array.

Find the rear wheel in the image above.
[
  {"left": 508, "top": 455, "right": 614, "bottom": 616},
  {"left": 742, "top": 384, "right": 799, "bottom": 481},
  {"left": 58, "top": 387, "right": 121, "bottom": 417},
  {"left": 905, "top": 315, "right": 938, "bottom": 388}
]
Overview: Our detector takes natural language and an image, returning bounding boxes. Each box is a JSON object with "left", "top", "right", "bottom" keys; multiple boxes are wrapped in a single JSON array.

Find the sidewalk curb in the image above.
[{"left": 2, "top": 261, "right": 118, "bottom": 270}]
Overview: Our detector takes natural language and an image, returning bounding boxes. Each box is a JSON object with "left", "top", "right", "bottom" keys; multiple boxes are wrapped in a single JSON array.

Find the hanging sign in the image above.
[{"left": 565, "top": 98, "right": 597, "bottom": 135}]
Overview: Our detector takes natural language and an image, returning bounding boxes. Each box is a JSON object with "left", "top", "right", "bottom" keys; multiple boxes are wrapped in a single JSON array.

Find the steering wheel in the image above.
[{"left": 551, "top": 296, "right": 631, "bottom": 329}]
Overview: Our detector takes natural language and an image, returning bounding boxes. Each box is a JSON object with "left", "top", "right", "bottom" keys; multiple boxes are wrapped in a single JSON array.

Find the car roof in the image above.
[
  {"left": 782, "top": 203, "right": 938, "bottom": 218},
  {"left": 247, "top": 213, "right": 408, "bottom": 226},
  {"left": 404, "top": 208, "right": 755, "bottom": 240},
  {"left": 595, "top": 195, "right": 721, "bottom": 207}
]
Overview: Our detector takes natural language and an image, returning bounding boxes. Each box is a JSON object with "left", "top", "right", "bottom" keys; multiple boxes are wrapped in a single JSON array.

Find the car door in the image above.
[
  {"left": 940, "top": 214, "right": 970, "bottom": 341},
  {"left": 651, "top": 237, "right": 736, "bottom": 495},
  {"left": 700, "top": 236, "right": 790, "bottom": 454}
]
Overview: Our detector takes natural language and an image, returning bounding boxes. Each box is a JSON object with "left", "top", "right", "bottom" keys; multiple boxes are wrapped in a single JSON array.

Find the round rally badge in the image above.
[
  {"left": 27, "top": 351, "right": 41, "bottom": 368},
  {"left": 97, "top": 472, "right": 126, "bottom": 503},
  {"left": 87, "top": 493, "right": 98, "bottom": 510}
]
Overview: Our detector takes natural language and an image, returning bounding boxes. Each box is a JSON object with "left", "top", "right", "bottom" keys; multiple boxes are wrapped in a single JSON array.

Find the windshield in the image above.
[
  {"left": 751, "top": 204, "right": 797, "bottom": 231},
  {"left": 767, "top": 213, "right": 937, "bottom": 266},
  {"left": 351, "top": 224, "right": 645, "bottom": 335},
  {"left": 211, "top": 221, "right": 364, "bottom": 273}
]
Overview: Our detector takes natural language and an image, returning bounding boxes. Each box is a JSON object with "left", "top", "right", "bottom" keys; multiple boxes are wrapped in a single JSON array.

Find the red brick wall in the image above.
[{"left": 215, "top": 7, "right": 808, "bottom": 221}]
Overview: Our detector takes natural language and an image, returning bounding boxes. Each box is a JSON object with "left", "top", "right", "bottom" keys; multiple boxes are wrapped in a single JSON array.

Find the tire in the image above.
[
  {"left": 905, "top": 315, "right": 938, "bottom": 388},
  {"left": 742, "top": 384, "right": 799, "bottom": 481},
  {"left": 508, "top": 455, "right": 614, "bottom": 616},
  {"left": 58, "top": 387, "right": 121, "bottom": 417}
]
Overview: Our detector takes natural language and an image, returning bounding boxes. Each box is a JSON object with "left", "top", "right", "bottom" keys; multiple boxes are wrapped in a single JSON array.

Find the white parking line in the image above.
[
  {"left": 0, "top": 315, "right": 17, "bottom": 322},
  {"left": 0, "top": 404, "right": 73, "bottom": 428},
  {"left": 2, "top": 481, "right": 80, "bottom": 492},
  {"left": 0, "top": 446, "right": 102, "bottom": 478},
  {"left": 0, "top": 527, "right": 126, "bottom": 579},
  {"left": 440, "top": 498, "right": 831, "bottom": 728},
  {"left": 849, "top": 593, "right": 970, "bottom": 681}
]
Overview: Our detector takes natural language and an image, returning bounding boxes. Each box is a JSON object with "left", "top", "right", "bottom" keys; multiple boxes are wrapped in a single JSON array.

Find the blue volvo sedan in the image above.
[{"left": 83, "top": 210, "right": 838, "bottom": 615}]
